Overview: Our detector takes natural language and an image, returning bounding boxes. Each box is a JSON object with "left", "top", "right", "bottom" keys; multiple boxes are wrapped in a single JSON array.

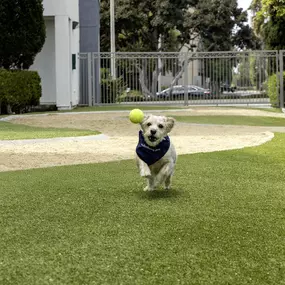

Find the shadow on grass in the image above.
[{"left": 136, "top": 188, "right": 181, "bottom": 200}]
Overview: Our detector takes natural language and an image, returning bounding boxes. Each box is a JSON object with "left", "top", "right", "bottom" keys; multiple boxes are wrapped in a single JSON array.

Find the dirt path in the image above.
[{"left": 0, "top": 107, "right": 283, "bottom": 172}]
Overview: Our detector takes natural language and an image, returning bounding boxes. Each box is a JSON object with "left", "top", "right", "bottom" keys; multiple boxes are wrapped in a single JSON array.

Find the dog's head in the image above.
[{"left": 140, "top": 115, "right": 175, "bottom": 147}]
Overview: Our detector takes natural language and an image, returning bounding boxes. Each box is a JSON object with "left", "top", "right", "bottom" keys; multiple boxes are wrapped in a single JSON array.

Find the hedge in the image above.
[
  {"left": 0, "top": 69, "right": 41, "bottom": 114},
  {"left": 267, "top": 72, "right": 285, "bottom": 108}
]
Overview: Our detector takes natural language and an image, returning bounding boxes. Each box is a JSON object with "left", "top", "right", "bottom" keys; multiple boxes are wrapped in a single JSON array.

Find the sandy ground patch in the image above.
[{"left": 0, "top": 107, "right": 282, "bottom": 172}]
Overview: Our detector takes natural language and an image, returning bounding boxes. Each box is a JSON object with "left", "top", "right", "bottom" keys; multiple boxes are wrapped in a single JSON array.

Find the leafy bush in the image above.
[
  {"left": 267, "top": 72, "right": 285, "bottom": 107},
  {"left": 161, "top": 85, "right": 169, "bottom": 91},
  {"left": 100, "top": 69, "right": 126, "bottom": 103},
  {"left": 117, "top": 90, "right": 144, "bottom": 103},
  {"left": 0, "top": 69, "right": 42, "bottom": 114}
]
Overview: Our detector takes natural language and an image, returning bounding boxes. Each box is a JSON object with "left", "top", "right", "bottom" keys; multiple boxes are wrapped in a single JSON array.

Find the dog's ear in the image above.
[
  {"left": 166, "top": 117, "right": 175, "bottom": 133},
  {"left": 140, "top": 115, "right": 150, "bottom": 127}
]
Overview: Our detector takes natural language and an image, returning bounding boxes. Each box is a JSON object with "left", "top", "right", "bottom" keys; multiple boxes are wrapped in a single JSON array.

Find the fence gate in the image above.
[{"left": 79, "top": 50, "right": 284, "bottom": 107}]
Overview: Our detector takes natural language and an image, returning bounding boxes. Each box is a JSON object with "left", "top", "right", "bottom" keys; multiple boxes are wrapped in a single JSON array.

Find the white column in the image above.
[
  {"left": 55, "top": 15, "right": 71, "bottom": 110},
  {"left": 71, "top": 25, "right": 80, "bottom": 107}
]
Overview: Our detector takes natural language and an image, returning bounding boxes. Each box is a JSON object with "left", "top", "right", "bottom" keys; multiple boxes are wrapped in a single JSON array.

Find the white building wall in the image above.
[
  {"left": 54, "top": 15, "right": 71, "bottom": 108},
  {"left": 31, "top": 0, "right": 79, "bottom": 109},
  {"left": 43, "top": 0, "right": 79, "bottom": 21},
  {"left": 43, "top": 0, "right": 66, "bottom": 16},
  {"left": 30, "top": 18, "right": 56, "bottom": 105},
  {"left": 66, "top": 0, "right": 79, "bottom": 21}
]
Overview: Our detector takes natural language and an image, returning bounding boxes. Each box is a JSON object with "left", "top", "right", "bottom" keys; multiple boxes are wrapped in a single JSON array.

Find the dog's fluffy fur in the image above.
[{"left": 136, "top": 114, "right": 177, "bottom": 191}]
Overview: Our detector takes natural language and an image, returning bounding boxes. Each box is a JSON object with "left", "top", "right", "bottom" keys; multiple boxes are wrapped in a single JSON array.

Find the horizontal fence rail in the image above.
[{"left": 79, "top": 51, "right": 284, "bottom": 107}]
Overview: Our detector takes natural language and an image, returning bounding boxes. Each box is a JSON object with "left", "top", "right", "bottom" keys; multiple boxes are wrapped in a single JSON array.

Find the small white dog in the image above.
[{"left": 135, "top": 114, "right": 177, "bottom": 191}]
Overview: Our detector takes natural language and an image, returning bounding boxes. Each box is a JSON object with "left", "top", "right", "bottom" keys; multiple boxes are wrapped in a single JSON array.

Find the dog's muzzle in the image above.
[{"left": 148, "top": 135, "right": 158, "bottom": 142}]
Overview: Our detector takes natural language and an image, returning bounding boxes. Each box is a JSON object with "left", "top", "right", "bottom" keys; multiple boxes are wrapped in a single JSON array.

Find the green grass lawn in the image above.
[
  {"left": 0, "top": 121, "right": 99, "bottom": 140},
  {"left": 74, "top": 106, "right": 282, "bottom": 114},
  {"left": 245, "top": 107, "right": 283, "bottom": 113},
  {"left": 174, "top": 115, "right": 285, "bottom": 126},
  {"left": 5, "top": 105, "right": 282, "bottom": 117},
  {"left": 72, "top": 105, "right": 187, "bottom": 112},
  {"left": 1, "top": 134, "right": 285, "bottom": 284},
  {"left": 17, "top": 105, "right": 187, "bottom": 115},
  {"left": 40, "top": 105, "right": 284, "bottom": 114},
  {"left": 220, "top": 106, "right": 283, "bottom": 113}
]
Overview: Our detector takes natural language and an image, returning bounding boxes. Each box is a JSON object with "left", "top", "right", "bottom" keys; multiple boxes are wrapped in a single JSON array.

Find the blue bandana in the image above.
[{"left": 136, "top": 130, "right": 170, "bottom": 166}]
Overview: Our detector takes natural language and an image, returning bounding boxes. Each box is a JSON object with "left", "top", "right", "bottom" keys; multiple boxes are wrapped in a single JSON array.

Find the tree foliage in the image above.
[
  {"left": 189, "top": 0, "right": 258, "bottom": 51},
  {"left": 100, "top": 0, "right": 257, "bottom": 52},
  {"left": 100, "top": 0, "right": 196, "bottom": 52},
  {"left": 191, "top": 0, "right": 260, "bottom": 93},
  {"left": 100, "top": 0, "right": 259, "bottom": 97},
  {"left": 251, "top": 0, "right": 285, "bottom": 49},
  {"left": 0, "top": 0, "right": 46, "bottom": 69}
]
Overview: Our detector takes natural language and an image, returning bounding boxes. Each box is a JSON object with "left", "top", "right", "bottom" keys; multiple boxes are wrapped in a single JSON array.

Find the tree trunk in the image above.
[
  {"left": 168, "top": 42, "right": 215, "bottom": 94},
  {"left": 168, "top": 53, "right": 193, "bottom": 95},
  {"left": 7, "top": 104, "right": 13, "bottom": 114},
  {"left": 151, "top": 60, "right": 164, "bottom": 95},
  {"left": 135, "top": 64, "right": 152, "bottom": 98}
]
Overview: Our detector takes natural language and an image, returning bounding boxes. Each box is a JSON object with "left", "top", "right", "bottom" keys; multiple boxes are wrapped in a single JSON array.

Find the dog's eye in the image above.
[
  {"left": 158, "top": 124, "right": 164, "bottom": 129},
  {"left": 147, "top": 122, "right": 152, "bottom": 127}
]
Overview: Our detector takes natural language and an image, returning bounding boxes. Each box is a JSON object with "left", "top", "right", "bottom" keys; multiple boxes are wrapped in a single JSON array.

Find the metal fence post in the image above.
[
  {"left": 94, "top": 52, "right": 101, "bottom": 105},
  {"left": 280, "top": 51, "right": 284, "bottom": 108},
  {"left": 91, "top": 52, "right": 96, "bottom": 106},
  {"left": 184, "top": 53, "right": 189, "bottom": 106},
  {"left": 87, "top": 53, "right": 93, "bottom": 106},
  {"left": 275, "top": 51, "right": 280, "bottom": 107}
]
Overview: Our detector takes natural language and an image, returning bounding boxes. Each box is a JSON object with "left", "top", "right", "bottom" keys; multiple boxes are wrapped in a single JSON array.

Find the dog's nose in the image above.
[{"left": 151, "top": 129, "right": 156, "bottom": 135}]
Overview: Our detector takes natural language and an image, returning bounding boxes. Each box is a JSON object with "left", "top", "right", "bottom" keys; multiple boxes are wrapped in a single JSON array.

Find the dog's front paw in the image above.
[{"left": 144, "top": 186, "right": 154, "bottom": 191}]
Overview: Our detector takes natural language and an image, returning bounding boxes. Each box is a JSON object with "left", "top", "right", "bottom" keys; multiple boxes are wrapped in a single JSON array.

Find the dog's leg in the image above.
[
  {"left": 136, "top": 157, "right": 151, "bottom": 177},
  {"left": 154, "top": 163, "right": 174, "bottom": 189},
  {"left": 136, "top": 157, "right": 155, "bottom": 191},
  {"left": 144, "top": 176, "right": 155, "bottom": 191},
  {"left": 164, "top": 175, "right": 172, "bottom": 190}
]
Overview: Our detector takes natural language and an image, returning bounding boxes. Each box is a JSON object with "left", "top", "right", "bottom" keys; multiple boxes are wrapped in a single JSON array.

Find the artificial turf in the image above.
[
  {"left": 0, "top": 134, "right": 285, "bottom": 284},
  {"left": 0, "top": 121, "right": 99, "bottom": 140}
]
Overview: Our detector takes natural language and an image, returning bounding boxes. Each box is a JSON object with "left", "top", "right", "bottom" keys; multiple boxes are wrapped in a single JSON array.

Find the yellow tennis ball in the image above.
[{"left": 129, "top": 108, "right": 144, "bottom": 124}]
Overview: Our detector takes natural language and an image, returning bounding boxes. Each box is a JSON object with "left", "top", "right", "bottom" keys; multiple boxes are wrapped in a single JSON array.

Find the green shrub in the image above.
[
  {"left": 161, "top": 85, "right": 169, "bottom": 91},
  {"left": 100, "top": 69, "right": 126, "bottom": 103},
  {"left": 0, "top": 69, "right": 42, "bottom": 114},
  {"left": 117, "top": 89, "right": 144, "bottom": 103},
  {"left": 267, "top": 72, "right": 285, "bottom": 108}
]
